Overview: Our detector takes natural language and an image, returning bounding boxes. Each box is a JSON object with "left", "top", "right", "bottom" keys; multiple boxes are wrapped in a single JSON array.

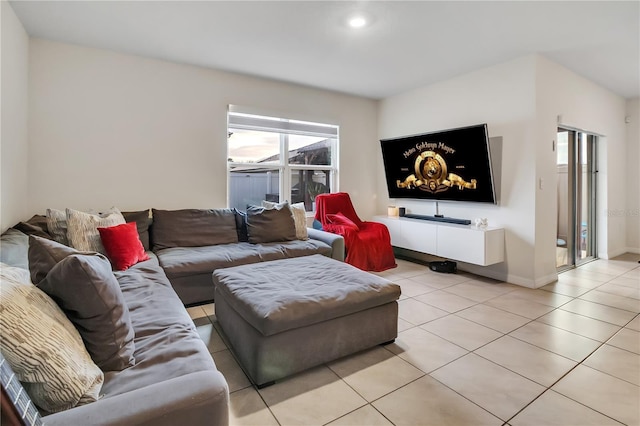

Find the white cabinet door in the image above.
[
  {"left": 401, "top": 219, "right": 437, "bottom": 254},
  {"left": 437, "top": 225, "right": 486, "bottom": 265},
  {"left": 376, "top": 217, "right": 405, "bottom": 247},
  {"left": 436, "top": 226, "right": 504, "bottom": 266}
]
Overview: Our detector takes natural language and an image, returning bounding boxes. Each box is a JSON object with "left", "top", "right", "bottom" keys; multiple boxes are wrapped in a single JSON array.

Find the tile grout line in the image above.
[
  {"left": 379, "top": 333, "right": 502, "bottom": 411},
  {"left": 397, "top": 268, "right": 636, "bottom": 424},
  {"left": 320, "top": 370, "right": 427, "bottom": 426},
  {"left": 502, "top": 311, "right": 640, "bottom": 425},
  {"left": 198, "top": 259, "right": 638, "bottom": 425},
  {"left": 496, "top": 262, "right": 638, "bottom": 424},
  {"left": 204, "top": 315, "right": 284, "bottom": 426},
  {"left": 424, "top": 368, "right": 517, "bottom": 424},
  {"left": 378, "top": 336, "right": 507, "bottom": 422}
]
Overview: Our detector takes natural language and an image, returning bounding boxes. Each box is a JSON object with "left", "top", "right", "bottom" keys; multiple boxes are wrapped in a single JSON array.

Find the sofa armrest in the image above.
[
  {"left": 307, "top": 228, "right": 345, "bottom": 262},
  {"left": 43, "top": 371, "right": 229, "bottom": 426}
]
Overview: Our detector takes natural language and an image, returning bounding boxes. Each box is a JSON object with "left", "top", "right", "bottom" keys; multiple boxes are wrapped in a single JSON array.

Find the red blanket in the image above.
[{"left": 315, "top": 193, "right": 397, "bottom": 272}]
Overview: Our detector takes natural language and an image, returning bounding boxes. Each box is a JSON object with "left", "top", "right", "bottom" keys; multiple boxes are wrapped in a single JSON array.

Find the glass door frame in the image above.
[
  {"left": 557, "top": 127, "right": 597, "bottom": 272},
  {"left": 575, "top": 132, "right": 597, "bottom": 266}
]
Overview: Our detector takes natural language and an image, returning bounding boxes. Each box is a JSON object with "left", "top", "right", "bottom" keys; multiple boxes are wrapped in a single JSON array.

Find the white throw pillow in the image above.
[
  {"left": 0, "top": 263, "right": 104, "bottom": 413},
  {"left": 289, "top": 202, "right": 309, "bottom": 240},
  {"left": 261, "top": 201, "right": 308, "bottom": 240},
  {"left": 66, "top": 207, "right": 126, "bottom": 253}
]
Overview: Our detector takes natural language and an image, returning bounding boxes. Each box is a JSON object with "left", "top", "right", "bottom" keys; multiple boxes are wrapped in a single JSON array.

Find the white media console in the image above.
[{"left": 374, "top": 215, "right": 505, "bottom": 266}]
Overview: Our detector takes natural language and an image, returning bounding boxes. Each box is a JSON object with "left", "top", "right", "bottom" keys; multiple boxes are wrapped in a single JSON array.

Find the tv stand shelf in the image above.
[{"left": 374, "top": 216, "right": 504, "bottom": 266}]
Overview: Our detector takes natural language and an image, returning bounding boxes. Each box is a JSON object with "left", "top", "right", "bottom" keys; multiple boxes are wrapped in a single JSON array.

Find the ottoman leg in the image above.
[{"left": 380, "top": 339, "right": 395, "bottom": 345}]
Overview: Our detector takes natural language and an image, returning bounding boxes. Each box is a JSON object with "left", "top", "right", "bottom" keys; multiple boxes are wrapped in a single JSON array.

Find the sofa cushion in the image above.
[
  {"left": 156, "top": 242, "right": 261, "bottom": 279},
  {"left": 66, "top": 208, "right": 126, "bottom": 254},
  {"left": 254, "top": 239, "right": 332, "bottom": 262},
  {"left": 246, "top": 205, "right": 296, "bottom": 244},
  {"left": 98, "top": 222, "right": 150, "bottom": 271},
  {"left": 156, "top": 239, "right": 331, "bottom": 280},
  {"left": 98, "top": 253, "right": 217, "bottom": 397},
  {"left": 37, "top": 253, "right": 136, "bottom": 371},
  {"left": 151, "top": 209, "right": 238, "bottom": 250},
  {"left": 122, "top": 209, "right": 152, "bottom": 251},
  {"left": 0, "top": 263, "right": 103, "bottom": 413},
  {"left": 0, "top": 229, "right": 29, "bottom": 270}
]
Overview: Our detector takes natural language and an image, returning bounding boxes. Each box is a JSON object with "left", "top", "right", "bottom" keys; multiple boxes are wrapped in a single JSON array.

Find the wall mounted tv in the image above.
[{"left": 380, "top": 124, "right": 496, "bottom": 204}]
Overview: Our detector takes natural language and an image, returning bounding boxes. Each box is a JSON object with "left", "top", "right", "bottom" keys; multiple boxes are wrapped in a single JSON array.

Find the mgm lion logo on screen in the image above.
[{"left": 397, "top": 150, "right": 477, "bottom": 194}]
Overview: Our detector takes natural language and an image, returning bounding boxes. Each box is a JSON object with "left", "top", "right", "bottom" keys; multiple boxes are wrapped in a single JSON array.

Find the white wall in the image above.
[
  {"left": 379, "top": 56, "right": 539, "bottom": 286},
  {"left": 14, "top": 35, "right": 637, "bottom": 277},
  {"left": 378, "top": 54, "right": 632, "bottom": 287},
  {"left": 1, "top": 1, "right": 29, "bottom": 232},
  {"left": 536, "top": 56, "right": 629, "bottom": 262},
  {"left": 27, "top": 39, "right": 379, "bottom": 218},
  {"left": 626, "top": 98, "right": 640, "bottom": 252}
]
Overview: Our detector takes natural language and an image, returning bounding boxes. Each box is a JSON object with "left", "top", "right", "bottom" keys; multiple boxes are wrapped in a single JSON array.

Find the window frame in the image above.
[{"left": 227, "top": 107, "right": 339, "bottom": 212}]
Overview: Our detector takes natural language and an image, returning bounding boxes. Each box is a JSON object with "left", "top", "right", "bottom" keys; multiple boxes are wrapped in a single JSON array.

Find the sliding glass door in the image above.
[{"left": 556, "top": 128, "right": 597, "bottom": 270}]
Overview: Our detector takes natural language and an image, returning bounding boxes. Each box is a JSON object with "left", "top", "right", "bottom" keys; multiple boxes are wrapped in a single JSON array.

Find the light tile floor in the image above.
[{"left": 188, "top": 253, "right": 640, "bottom": 426}]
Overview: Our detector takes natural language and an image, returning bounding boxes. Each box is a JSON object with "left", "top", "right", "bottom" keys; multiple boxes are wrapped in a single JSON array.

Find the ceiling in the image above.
[{"left": 10, "top": 1, "right": 640, "bottom": 100}]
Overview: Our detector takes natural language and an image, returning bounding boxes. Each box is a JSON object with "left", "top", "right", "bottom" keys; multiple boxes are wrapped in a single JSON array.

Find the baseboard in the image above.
[
  {"left": 502, "top": 273, "right": 536, "bottom": 288},
  {"left": 456, "top": 265, "right": 539, "bottom": 289},
  {"left": 601, "top": 247, "right": 639, "bottom": 259},
  {"left": 456, "top": 264, "right": 506, "bottom": 283},
  {"left": 533, "top": 272, "right": 559, "bottom": 288}
]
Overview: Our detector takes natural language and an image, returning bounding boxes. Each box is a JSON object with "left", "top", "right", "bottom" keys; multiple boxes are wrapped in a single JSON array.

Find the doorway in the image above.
[{"left": 556, "top": 128, "right": 597, "bottom": 270}]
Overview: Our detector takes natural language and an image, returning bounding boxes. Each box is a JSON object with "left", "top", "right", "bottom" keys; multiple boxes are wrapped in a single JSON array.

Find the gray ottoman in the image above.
[{"left": 213, "top": 254, "right": 401, "bottom": 387}]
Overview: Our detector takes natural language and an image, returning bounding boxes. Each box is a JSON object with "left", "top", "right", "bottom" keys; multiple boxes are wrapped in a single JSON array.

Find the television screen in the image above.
[{"left": 380, "top": 124, "right": 496, "bottom": 203}]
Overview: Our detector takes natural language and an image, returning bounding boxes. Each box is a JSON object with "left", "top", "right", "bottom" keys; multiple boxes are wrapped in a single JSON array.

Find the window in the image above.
[{"left": 227, "top": 107, "right": 338, "bottom": 212}]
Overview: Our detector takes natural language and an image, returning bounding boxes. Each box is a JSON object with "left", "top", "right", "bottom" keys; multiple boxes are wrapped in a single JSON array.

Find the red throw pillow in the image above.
[
  {"left": 326, "top": 212, "right": 359, "bottom": 230},
  {"left": 98, "top": 222, "right": 150, "bottom": 271}
]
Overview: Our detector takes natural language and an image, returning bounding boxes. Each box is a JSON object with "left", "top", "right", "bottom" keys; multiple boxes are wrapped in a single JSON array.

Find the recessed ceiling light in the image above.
[{"left": 348, "top": 16, "right": 367, "bottom": 28}]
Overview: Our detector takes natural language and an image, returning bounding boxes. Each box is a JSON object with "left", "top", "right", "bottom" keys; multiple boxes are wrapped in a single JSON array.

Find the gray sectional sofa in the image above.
[
  {"left": 149, "top": 208, "right": 345, "bottom": 305},
  {"left": 0, "top": 229, "right": 229, "bottom": 425},
  {"left": 0, "top": 206, "right": 345, "bottom": 424}
]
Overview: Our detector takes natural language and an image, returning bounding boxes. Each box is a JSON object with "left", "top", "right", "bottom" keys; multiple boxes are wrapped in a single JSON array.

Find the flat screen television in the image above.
[{"left": 380, "top": 124, "right": 496, "bottom": 204}]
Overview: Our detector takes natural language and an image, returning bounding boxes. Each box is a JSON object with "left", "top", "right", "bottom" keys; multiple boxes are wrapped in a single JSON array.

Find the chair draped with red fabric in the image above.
[{"left": 314, "top": 192, "right": 397, "bottom": 272}]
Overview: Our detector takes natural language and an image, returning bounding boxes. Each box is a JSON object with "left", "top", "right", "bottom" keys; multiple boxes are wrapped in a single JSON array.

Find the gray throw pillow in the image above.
[
  {"left": 37, "top": 253, "right": 136, "bottom": 372},
  {"left": 246, "top": 205, "right": 297, "bottom": 244},
  {"left": 151, "top": 208, "right": 238, "bottom": 250},
  {"left": 28, "top": 235, "right": 80, "bottom": 285},
  {"left": 233, "top": 208, "right": 249, "bottom": 242},
  {"left": 12, "top": 214, "right": 52, "bottom": 240},
  {"left": 262, "top": 201, "right": 309, "bottom": 240},
  {"left": 122, "top": 209, "right": 152, "bottom": 251}
]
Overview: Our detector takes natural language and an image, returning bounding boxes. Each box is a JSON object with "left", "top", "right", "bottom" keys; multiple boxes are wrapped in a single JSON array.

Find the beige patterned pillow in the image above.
[
  {"left": 66, "top": 208, "right": 125, "bottom": 253},
  {"left": 290, "top": 202, "right": 309, "bottom": 240},
  {"left": 45, "top": 208, "right": 69, "bottom": 246},
  {"left": 0, "top": 263, "right": 104, "bottom": 413},
  {"left": 261, "top": 201, "right": 309, "bottom": 240}
]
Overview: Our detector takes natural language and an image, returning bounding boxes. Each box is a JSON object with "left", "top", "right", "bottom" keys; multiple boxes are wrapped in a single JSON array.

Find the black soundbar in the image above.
[{"left": 403, "top": 214, "right": 471, "bottom": 225}]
